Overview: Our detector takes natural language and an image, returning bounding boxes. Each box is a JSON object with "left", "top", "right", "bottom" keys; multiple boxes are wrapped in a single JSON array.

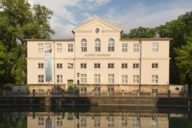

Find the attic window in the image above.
[{"left": 95, "top": 28, "right": 100, "bottom": 33}]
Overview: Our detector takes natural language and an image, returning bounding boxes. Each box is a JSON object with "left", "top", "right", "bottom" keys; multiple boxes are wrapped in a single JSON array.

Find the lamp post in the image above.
[{"left": 77, "top": 73, "right": 80, "bottom": 97}]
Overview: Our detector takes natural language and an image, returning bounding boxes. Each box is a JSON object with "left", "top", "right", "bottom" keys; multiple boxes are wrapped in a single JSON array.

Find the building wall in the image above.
[{"left": 27, "top": 18, "right": 170, "bottom": 94}]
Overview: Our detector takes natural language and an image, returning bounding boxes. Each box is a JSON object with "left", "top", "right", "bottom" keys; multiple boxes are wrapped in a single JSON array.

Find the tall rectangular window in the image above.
[
  {"left": 94, "top": 74, "right": 100, "bottom": 84},
  {"left": 38, "top": 43, "right": 43, "bottom": 53},
  {"left": 38, "top": 75, "right": 44, "bottom": 83},
  {"left": 121, "top": 63, "right": 128, "bottom": 69},
  {"left": 133, "top": 75, "right": 139, "bottom": 84},
  {"left": 57, "top": 43, "right": 62, "bottom": 52},
  {"left": 80, "top": 63, "right": 87, "bottom": 69},
  {"left": 95, "top": 38, "right": 101, "bottom": 52},
  {"left": 80, "top": 74, "right": 87, "bottom": 84},
  {"left": 122, "top": 43, "right": 128, "bottom": 52},
  {"left": 152, "top": 42, "right": 159, "bottom": 52},
  {"left": 38, "top": 63, "right": 44, "bottom": 69},
  {"left": 108, "top": 63, "right": 114, "bottom": 69},
  {"left": 133, "top": 43, "right": 140, "bottom": 52},
  {"left": 152, "top": 75, "right": 158, "bottom": 83},
  {"left": 94, "top": 63, "right": 101, "bottom": 69},
  {"left": 108, "top": 74, "right": 115, "bottom": 84},
  {"left": 133, "top": 63, "right": 139, "bottom": 69},
  {"left": 121, "top": 75, "right": 128, "bottom": 84},
  {"left": 57, "top": 75, "right": 63, "bottom": 83},
  {"left": 57, "top": 63, "right": 62, "bottom": 69},
  {"left": 152, "top": 63, "right": 159, "bottom": 68},
  {"left": 68, "top": 43, "right": 73, "bottom": 52}
]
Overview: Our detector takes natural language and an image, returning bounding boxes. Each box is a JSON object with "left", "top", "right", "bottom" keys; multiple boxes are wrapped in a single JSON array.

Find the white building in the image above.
[{"left": 26, "top": 18, "right": 170, "bottom": 95}]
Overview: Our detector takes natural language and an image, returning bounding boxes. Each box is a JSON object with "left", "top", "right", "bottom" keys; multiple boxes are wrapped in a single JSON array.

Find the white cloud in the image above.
[
  {"left": 28, "top": 0, "right": 111, "bottom": 39},
  {"left": 106, "top": 2, "right": 192, "bottom": 33},
  {"left": 28, "top": 0, "right": 192, "bottom": 38}
]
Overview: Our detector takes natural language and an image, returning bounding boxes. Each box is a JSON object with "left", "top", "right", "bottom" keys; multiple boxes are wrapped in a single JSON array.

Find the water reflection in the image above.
[{"left": 0, "top": 108, "right": 191, "bottom": 128}]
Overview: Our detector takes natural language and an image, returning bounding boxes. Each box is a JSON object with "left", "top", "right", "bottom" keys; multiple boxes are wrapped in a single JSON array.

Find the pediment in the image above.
[{"left": 72, "top": 17, "right": 121, "bottom": 33}]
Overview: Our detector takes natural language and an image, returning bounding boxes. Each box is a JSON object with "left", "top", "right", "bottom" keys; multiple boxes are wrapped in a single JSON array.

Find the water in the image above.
[{"left": 0, "top": 106, "right": 191, "bottom": 128}]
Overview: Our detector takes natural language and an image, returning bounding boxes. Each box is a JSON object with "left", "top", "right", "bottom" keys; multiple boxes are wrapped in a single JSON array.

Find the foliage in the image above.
[
  {"left": 175, "top": 36, "right": 192, "bottom": 84},
  {"left": 0, "top": 0, "right": 54, "bottom": 87}
]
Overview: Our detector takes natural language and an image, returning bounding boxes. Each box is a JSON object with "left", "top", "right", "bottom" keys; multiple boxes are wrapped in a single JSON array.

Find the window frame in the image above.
[
  {"left": 133, "top": 43, "right": 140, "bottom": 52},
  {"left": 108, "top": 38, "right": 115, "bottom": 52},
  {"left": 122, "top": 43, "right": 128, "bottom": 52},
  {"left": 95, "top": 38, "right": 101, "bottom": 52},
  {"left": 108, "top": 63, "right": 115, "bottom": 69},
  {"left": 81, "top": 39, "right": 87, "bottom": 52},
  {"left": 68, "top": 43, "right": 73, "bottom": 52}
]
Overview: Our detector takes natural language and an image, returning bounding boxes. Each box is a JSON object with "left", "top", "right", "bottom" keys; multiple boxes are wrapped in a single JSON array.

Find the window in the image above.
[
  {"left": 122, "top": 43, "right": 128, "bottom": 52},
  {"left": 57, "top": 75, "right": 63, "bottom": 83},
  {"left": 38, "top": 63, "right": 44, "bottom": 69},
  {"left": 133, "top": 43, "right": 140, "bottom": 52},
  {"left": 152, "top": 42, "right": 159, "bottom": 52},
  {"left": 38, "top": 43, "right": 43, "bottom": 53},
  {"left": 80, "top": 116, "right": 87, "bottom": 127},
  {"left": 38, "top": 75, "right": 44, "bottom": 83},
  {"left": 108, "top": 74, "right": 115, "bottom": 84},
  {"left": 68, "top": 43, "right": 73, "bottom": 52},
  {"left": 108, "top": 38, "right": 115, "bottom": 52},
  {"left": 108, "top": 63, "right": 114, "bottom": 69},
  {"left": 57, "top": 43, "right": 62, "bottom": 52},
  {"left": 81, "top": 39, "right": 87, "bottom": 52},
  {"left": 80, "top": 63, "right": 87, "bottom": 69},
  {"left": 94, "top": 74, "right": 100, "bottom": 84},
  {"left": 152, "top": 63, "right": 159, "bottom": 68},
  {"left": 94, "top": 117, "right": 100, "bottom": 128},
  {"left": 133, "top": 75, "right": 139, "bottom": 84},
  {"left": 95, "top": 38, "right": 101, "bottom": 52},
  {"left": 122, "top": 75, "right": 128, "bottom": 84},
  {"left": 94, "top": 63, "right": 101, "bottom": 69},
  {"left": 80, "top": 74, "right": 87, "bottom": 84},
  {"left": 57, "top": 63, "right": 62, "bottom": 69},
  {"left": 38, "top": 116, "right": 44, "bottom": 126},
  {"left": 122, "top": 63, "right": 128, "bottom": 69},
  {"left": 152, "top": 75, "right": 158, "bottom": 83},
  {"left": 56, "top": 116, "right": 63, "bottom": 126},
  {"left": 67, "top": 63, "right": 73, "bottom": 69},
  {"left": 133, "top": 63, "right": 139, "bottom": 69}
]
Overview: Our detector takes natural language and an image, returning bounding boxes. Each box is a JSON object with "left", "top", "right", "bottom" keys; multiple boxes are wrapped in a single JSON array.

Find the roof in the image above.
[
  {"left": 120, "top": 38, "right": 172, "bottom": 41},
  {"left": 25, "top": 39, "right": 74, "bottom": 42},
  {"left": 72, "top": 17, "right": 122, "bottom": 33}
]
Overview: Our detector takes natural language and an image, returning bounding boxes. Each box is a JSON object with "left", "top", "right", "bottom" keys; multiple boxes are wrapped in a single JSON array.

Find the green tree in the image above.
[
  {"left": 127, "top": 27, "right": 156, "bottom": 38},
  {"left": 0, "top": 0, "right": 54, "bottom": 86},
  {"left": 175, "top": 36, "right": 192, "bottom": 86}
]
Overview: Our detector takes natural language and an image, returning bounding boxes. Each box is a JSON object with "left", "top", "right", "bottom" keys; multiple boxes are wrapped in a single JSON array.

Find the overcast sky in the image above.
[{"left": 28, "top": 0, "right": 192, "bottom": 39}]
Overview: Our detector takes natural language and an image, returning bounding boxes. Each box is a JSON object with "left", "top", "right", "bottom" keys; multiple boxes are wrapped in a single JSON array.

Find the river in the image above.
[{"left": 0, "top": 106, "right": 191, "bottom": 128}]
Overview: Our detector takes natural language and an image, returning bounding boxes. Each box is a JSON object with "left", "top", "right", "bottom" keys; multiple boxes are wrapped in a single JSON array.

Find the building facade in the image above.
[{"left": 27, "top": 18, "right": 170, "bottom": 95}]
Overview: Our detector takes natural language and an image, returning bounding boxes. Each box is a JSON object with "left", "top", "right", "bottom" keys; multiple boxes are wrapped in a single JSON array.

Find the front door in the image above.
[
  {"left": 94, "top": 87, "right": 100, "bottom": 96},
  {"left": 108, "top": 87, "right": 114, "bottom": 96}
]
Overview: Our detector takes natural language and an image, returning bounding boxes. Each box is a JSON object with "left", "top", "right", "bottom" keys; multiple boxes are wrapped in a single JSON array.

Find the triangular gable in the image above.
[{"left": 72, "top": 17, "right": 121, "bottom": 33}]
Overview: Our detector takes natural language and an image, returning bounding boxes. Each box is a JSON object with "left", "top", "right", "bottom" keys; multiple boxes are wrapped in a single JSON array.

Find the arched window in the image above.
[
  {"left": 81, "top": 39, "right": 87, "bottom": 52},
  {"left": 95, "top": 38, "right": 101, "bottom": 52},
  {"left": 108, "top": 38, "right": 115, "bottom": 52}
]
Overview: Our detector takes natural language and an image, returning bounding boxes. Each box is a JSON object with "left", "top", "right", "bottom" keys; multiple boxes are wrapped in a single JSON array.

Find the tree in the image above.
[
  {"left": 175, "top": 36, "right": 192, "bottom": 86},
  {"left": 0, "top": 0, "right": 54, "bottom": 86},
  {"left": 127, "top": 27, "right": 156, "bottom": 38}
]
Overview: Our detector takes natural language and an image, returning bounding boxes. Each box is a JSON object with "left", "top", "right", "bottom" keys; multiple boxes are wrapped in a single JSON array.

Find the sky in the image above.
[{"left": 28, "top": 0, "right": 192, "bottom": 39}]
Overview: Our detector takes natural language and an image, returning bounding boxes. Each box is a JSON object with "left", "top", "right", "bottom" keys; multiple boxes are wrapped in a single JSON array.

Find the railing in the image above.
[{"left": 0, "top": 90, "right": 188, "bottom": 98}]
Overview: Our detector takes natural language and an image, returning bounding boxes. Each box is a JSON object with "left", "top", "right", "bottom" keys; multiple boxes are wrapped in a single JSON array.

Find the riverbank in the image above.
[{"left": 0, "top": 96, "right": 190, "bottom": 108}]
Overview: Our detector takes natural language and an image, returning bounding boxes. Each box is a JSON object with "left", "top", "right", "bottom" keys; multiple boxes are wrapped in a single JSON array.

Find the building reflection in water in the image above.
[{"left": 27, "top": 112, "right": 169, "bottom": 128}]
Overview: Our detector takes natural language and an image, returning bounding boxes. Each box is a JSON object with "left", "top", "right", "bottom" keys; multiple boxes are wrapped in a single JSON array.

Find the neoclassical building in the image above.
[{"left": 26, "top": 17, "right": 170, "bottom": 95}]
